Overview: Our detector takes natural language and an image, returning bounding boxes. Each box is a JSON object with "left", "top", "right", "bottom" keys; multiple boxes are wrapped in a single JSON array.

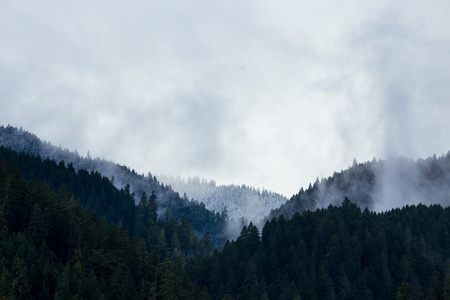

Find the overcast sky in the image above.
[{"left": 2, "top": 0, "right": 450, "bottom": 197}]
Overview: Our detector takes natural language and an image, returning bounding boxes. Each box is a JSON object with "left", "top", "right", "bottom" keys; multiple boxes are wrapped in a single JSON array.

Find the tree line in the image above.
[
  {"left": 0, "top": 126, "right": 228, "bottom": 244},
  {"left": 2, "top": 145, "right": 450, "bottom": 299},
  {"left": 188, "top": 198, "right": 450, "bottom": 299},
  {"left": 0, "top": 152, "right": 212, "bottom": 299}
]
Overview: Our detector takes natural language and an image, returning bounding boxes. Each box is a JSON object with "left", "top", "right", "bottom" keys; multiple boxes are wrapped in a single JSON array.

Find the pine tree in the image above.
[
  {"left": 110, "top": 262, "right": 136, "bottom": 300},
  {"left": 71, "top": 260, "right": 86, "bottom": 298},
  {"left": 3, "top": 166, "right": 29, "bottom": 233},
  {"left": 242, "top": 258, "right": 259, "bottom": 299},
  {"left": 203, "top": 232, "right": 213, "bottom": 254},
  {"left": 443, "top": 272, "right": 450, "bottom": 300},
  {"left": 25, "top": 204, "right": 48, "bottom": 245},
  {"left": 0, "top": 267, "right": 12, "bottom": 298},
  {"left": 158, "top": 256, "right": 181, "bottom": 300},
  {"left": 148, "top": 191, "right": 158, "bottom": 225},
  {"left": 0, "top": 207, "right": 7, "bottom": 239},
  {"left": 86, "top": 270, "right": 102, "bottom": 300},
  {"left": 136, "top": 192, "right": 149, "bottom": 238},
  {"left": 11, "top": 256, "right": 32, "bottom": 299},
  {"left": 55, "top": 262, "right": 73, "bottom": 300},
  {"left": 429, "top": 271, "right": 443, "bottom": 300},
  {"left": 396, "top": 282, "right": 412, "bottom": 300}
]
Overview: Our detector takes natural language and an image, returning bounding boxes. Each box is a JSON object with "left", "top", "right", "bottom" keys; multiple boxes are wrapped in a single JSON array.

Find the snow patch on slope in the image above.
[{"left": 159, "top": 175, "right": 288, "bottom": 223}]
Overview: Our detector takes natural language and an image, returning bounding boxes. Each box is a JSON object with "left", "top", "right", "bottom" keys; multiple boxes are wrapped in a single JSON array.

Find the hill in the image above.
[
  {"left": 3, "top": 156, "right": 450, "bottom": 299},
  {"left": 0, "top": 155, "right": 212, "bottom": 299},
  {"left": 0, "top": 125, "right": 226, "bottom": 243},
  {"left": 159, "top": 175, "right": 287, "bottom": 224},
  {"left": 188, "top": 199, "right": 450, "bottom": 299},
  {"left": 2, "top": 125, "right": 450, "bottom": 299},
  {"left": 270, "top": 154, "right": 450, "bottom": 219}
]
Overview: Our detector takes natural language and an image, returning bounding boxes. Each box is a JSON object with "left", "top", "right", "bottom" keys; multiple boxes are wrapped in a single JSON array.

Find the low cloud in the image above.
[{"left": 1, "top": 0, "right": 450, "bottom": 197}]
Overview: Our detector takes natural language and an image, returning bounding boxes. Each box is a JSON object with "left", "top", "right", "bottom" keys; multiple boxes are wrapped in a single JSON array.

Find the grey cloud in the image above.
[
  {"left": 1, "top": 0, "right": 450, "bottom": 197},
  {"left": 146, "top": 90, "right": 242, "bottom": 177},
  {"left": 351, "top": 6, "right": 450, "bottom": 159}
]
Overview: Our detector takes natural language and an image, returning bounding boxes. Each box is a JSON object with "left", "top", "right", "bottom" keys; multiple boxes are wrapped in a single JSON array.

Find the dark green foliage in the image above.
[
  {"left": 429, "top": 271, "right": 443, "bottom": 300},
  {"left": 0, "top": 146, "right": 211, "bottom": 259},
  {"left": 0, "top": 126, "right": 228, "bottom": 245},
  {"left": 0, "top": 156, "right": 202, "bottom": 299},
  {"left": 2, "top": 135, "right": 450, "bottom": 299},
  {"left": 0, "top": 146, "right": 137, "bottom": 233},
  {"left": 188, "top": 198, "right": 450, "bottom": 299},
  {"left": 396, "top": 282, "right": 412, "bottom": 300}
]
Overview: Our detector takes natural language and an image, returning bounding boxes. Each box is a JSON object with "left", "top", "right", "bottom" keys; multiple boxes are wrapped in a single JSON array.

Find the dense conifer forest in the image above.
[
  {"left": 1, "top": 128, "right": 450, "bottom": 299},
  {"left": 0, "top": 126, "right": 227, "bottom": 244},
  {"left": 188, "top": 199, "right": 450, "bottom": 299},
  {"left": 0, "top": 154, "right": 215, "bottom": 299}
]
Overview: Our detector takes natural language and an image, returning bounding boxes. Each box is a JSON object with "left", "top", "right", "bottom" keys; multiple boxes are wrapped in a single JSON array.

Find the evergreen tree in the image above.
[
  {"left": 397, "top": 282, "right": 412, "bottom": 300},
  {"left": 158, "top": 255, "right": 190, "bottom": 300},
  {"left": 54, "top": 262, "right": 73, "bottom": 300},
  {"left": 148, "top": 191, "right": 158, "bottom": 225},
  {"left": 110, "top": 262, "right": 136, "bottom": 300},
  {"left": 443, "top": 272, "right": 450, "bottom": 300},
  {"left": 11, "top": 256, "right": 32, "bottom": 299},
  {"left": 429, "top": 271, "right": 443, "bottom": 300},
  {"left": 25, "top": 204, "right": 48, "bottom": 245}
]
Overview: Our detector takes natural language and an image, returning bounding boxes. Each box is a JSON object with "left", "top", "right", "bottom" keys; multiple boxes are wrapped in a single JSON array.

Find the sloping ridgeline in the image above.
[
  {"left": 159, "top": 175, "right": 287, "bottom": 225},
  {"left": 0, "top": 146, "right": 217, "bottom": 258},
  {"left": 0, "top": 155, "right": 212, "bottom": 299},
  {"left": 270, "top": 153, "right": 450, "bottom": 219},
  {"left": 2, "top": 126, "right": 450, "bottom": 299},
  {"left": 0, "top": 125, "right": 227, "bottom": 244},
  {"left": 3, "top": 156, "right": 450, "bottom": 299}
]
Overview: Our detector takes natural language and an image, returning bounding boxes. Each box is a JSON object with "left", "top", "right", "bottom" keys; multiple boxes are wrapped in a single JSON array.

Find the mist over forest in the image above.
[
  {"left": 2, "top": 0, "right": 450, "bottom": 297},
  {"left": 271, "top": 154, "right": 450, "bottom": 220},
  {"left": 2, "top": 125, "right": 450, "bottom": 299},
  {"left": 2, "top": 125, "right": 450, "bottom": 232}
]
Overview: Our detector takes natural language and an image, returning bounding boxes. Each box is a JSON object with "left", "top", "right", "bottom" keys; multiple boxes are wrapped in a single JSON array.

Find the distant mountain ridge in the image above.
[
  {"left": 159, "top": 175, "right": 287, "bottom": 223},
  {"left": 3, "top": 128, "right": 450, "bottom": 299},
  {"left": 0, "top": 125, "right": 287, "bottom": 225},
  {"left": 0, "top": 125, "right": 171, "bottom": 202},
  {"left": 3, "top": 124, "right": 450, "bottom": 231},
  {"left": 270, "top": 153, "right": 450, "bottom": 219},
  {"left": 0, "top": 125, "right": 225, "bottom": 241}
]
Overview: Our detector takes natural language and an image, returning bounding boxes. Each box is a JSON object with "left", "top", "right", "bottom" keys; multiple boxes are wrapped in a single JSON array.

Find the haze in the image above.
[{"left": 1, "top": 0, "right": 450, "bottom": 197}]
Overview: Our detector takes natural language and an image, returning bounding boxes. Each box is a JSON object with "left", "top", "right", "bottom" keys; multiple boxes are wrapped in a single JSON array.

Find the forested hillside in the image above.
[
  {"left": 159, "top": 175, "right": 287, "bottom": 224},
  {"left": 0, "top": 126, "right": 227, "bottom": 243},
  {"left": 0, "top": 146, "right": 222, "bottom": 252},
  {"left": 5, "top": 125, "right": 450, "bottom": 231},
  {"left": 2, "top": 146, "right": 450, "bottom": 299},
  {"left": 2, "top": 124, "right": 450, "bottom": 299},
  {"left": 0, "top": 156, "right": 211, "bottom": 299},
  {"left": 188, "top": 198, "right": 450, "bottom": 300},
  {"left": 271, "top": 154, "right": 450, "bottom": 219}
]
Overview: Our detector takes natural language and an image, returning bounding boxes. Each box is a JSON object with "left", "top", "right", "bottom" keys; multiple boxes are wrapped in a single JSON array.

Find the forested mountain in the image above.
[
  {"left": 0, "top": 125, "right": 226, "bottom": 242},
  {"left": 270, "top": 154, "right": 450, "bottom": 219},
  {"left": 188, "top": 198, "right": 450, "bottom": 300},
  {"left": 0, "top": 146, "right": 219, "bottom": 254},
  {"left": 0, "top": 155, "right": 212, "bottom": 299},
  {"left": 5, "top": 125, "right": 450, "bottom": 230},
  {"left": 2, "top": 154, "right": 450, "bottom": 299},
  {"left": 2, "top": 125, "right": 450, "bottom": 299},
  {"left": 159, "top": 175, "right": 287, "bottom": 224}
]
